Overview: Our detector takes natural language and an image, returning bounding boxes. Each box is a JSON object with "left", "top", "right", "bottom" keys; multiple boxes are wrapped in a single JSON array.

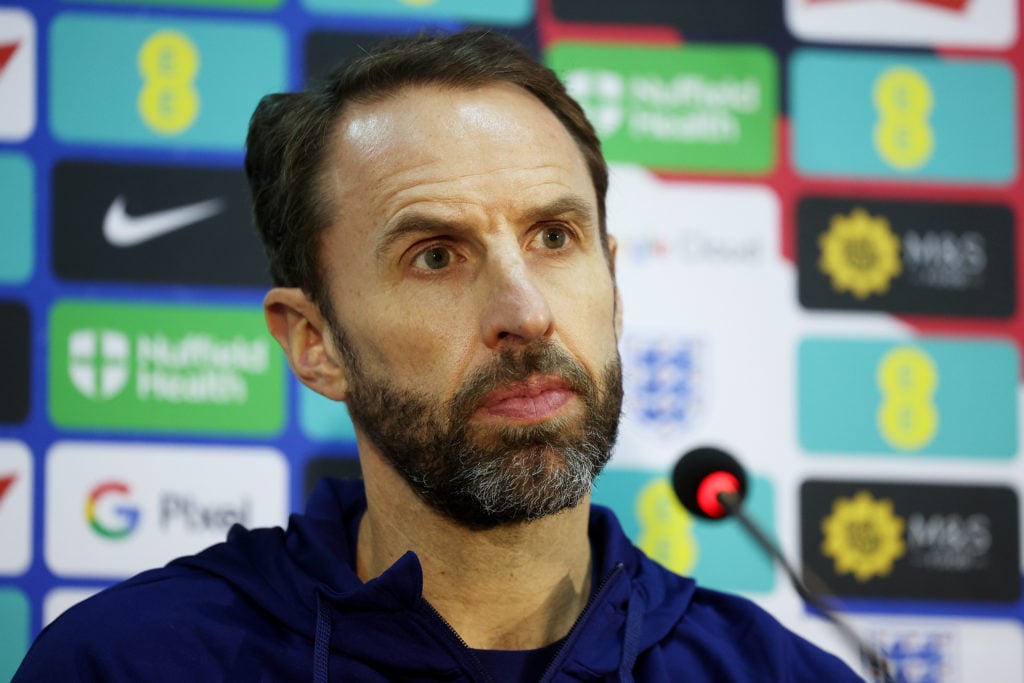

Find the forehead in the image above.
[
  {"left": 337, "top": 81, "right": 581, "bottom": 166},
  {"left": 320, "top": 83, "right": 596, "bottom": 234}
]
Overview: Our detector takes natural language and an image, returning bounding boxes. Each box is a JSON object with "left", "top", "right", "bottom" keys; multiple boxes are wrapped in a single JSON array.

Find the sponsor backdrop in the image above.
[{"left": 0, "top": 0, "right": 1021, "bottom": 679}]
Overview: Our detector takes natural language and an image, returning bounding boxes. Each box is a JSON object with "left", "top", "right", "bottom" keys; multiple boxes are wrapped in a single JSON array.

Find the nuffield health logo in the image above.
[
  {"left": 68, "top": 330, "right": 268, "bottom": 405},
  {"left": 50, "top": 301, "right": 284, "bottom": 435},
  {"left": 549, "top": 43, "right": 777, "bottom": 174},
  {"left": 68, "top": 330, "right": 130, "bottom": 400}
]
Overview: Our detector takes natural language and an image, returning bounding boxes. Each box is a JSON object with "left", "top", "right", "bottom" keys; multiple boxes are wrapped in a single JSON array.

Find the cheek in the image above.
[
  {"left": 347, "top": 295, "right": 475, "bottom": 378},
  {"left": 550, "top": 271, "right": 619, "bottom": 354}
]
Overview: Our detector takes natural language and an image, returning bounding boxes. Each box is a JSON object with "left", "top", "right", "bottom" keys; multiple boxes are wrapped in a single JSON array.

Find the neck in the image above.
[{"left": 356, "top": 449, "right": 594, "bottom": 650}]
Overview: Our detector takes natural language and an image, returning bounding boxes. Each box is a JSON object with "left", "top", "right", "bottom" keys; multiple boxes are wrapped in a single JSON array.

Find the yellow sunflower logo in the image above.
[
  {"left": 821, "top": 490, "right": 905, "bottom": 582},
  {"left": 818, "top": 208, "right": 902, "bottom": 300}
]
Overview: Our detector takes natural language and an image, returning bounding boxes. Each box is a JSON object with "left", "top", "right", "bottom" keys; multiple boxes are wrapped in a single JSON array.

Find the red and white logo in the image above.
[
  {"left": 786, "top": 0, "right": 1017, "bottom": 49},
  {"left": 0, "top": 473, "right": 16, "bottom": 507},
  {"left": 0, "top": 8, "right": 36, "bottom": 142},
  {"left": 0, "top": 441, "right": 32, "bottom": 577},
  {"left": 809, "top": 0, "right": 969, "bottom": 9},
  {"left": 898, "top": 0, "right": 968, "bottom": 8}
]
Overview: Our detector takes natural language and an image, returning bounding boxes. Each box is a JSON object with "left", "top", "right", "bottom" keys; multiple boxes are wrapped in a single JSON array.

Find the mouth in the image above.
[{"left": 474, "top": 375, "right": 577, "bottom": 424}]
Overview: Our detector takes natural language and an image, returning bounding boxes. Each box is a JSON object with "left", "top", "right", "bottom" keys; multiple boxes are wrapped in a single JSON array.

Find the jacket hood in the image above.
[{"left": 171, "top": 478, "right": 697, "bottom": 679}]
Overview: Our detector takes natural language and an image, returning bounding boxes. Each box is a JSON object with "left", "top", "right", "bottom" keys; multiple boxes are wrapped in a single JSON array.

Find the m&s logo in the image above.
[{"left": 86, "top": 481, "right": 140, "bottom": 539}]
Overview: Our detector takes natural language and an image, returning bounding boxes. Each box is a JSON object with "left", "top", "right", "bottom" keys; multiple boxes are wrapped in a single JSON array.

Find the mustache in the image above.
[{"left": 447, "top": 340, "right": 594, "bottom": 425}]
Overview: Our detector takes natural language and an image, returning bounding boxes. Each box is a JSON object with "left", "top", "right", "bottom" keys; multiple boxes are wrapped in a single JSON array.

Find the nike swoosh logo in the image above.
[{"left": 103, "top": 195, "right": 227, "bottom": 247}]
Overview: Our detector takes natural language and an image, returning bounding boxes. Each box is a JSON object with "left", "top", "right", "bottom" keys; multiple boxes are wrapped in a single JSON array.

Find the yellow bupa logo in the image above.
[
  {"left": 818, "top": 207, "right": 902, "bottom": 300},
  {"left": 821, "top": 490, "right": 906, "bottom": 582},
  {"left": 137, "top": 30, "right": 200, "bottom": 136}
]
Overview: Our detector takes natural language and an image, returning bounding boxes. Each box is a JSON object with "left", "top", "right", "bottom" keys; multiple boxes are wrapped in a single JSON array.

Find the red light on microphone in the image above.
[{"left": 696, "top": 471, "right": 740, "bottom": 519}]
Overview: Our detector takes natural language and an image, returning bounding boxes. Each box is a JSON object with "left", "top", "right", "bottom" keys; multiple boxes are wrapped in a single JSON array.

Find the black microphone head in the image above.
[{"left": 672, "top": 446, "right": 748, "bottom": 520}]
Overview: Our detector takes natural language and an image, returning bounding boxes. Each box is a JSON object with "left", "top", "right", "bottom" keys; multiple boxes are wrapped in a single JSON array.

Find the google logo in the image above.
[{"left": 85, "top": 481, "right": 140, "bottom": 539}]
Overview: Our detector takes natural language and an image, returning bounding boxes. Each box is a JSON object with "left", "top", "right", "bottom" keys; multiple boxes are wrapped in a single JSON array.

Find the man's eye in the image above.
[
  {"left": 539, "top": 226, "right": 570, "bottom": 249},
  {"left": 414, "top": 246, "right": 452, "bottom": 270}
]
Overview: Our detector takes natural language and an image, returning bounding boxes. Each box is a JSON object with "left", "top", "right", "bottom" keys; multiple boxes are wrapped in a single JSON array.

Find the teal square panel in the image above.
[
  {"left": 299, "top": 384, "right": 357, "bottom": 443},
  {"left": 0, "top": 588, "right": 29, "bottom": 681},
  {"left": 50, "top": 13, "right": 286, "bottom": 150},
  {"left": 593, "top": 468, "right": 775, "bottom": 593},
  {"left": 799, "top": 337, "right": 1018, "bottom": 457},
  {"left": 0, "top": 154, "right": 34, "bottom": 284},
  {"left": 791, "top": 48, "right": 1016, "bottom": 184},
  {"left": 301, "top": 0, "right": 533, "bottom": 24}
]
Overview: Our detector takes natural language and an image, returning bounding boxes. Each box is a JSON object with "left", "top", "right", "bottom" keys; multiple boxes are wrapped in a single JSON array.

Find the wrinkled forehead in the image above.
[
  {"left": 335, "top": 82, "right": 588, "bottom": 177},
  {"left": 317, "top": 84, "right": 598, "bottom": 232}
]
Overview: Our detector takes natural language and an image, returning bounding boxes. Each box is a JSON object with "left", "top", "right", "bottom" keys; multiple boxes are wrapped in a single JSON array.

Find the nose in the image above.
[{"left": 480, "top": 252, "right": 554, "bottom": 349}]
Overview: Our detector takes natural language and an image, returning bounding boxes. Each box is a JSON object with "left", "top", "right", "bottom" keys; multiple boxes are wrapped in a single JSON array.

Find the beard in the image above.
[{"left": 335, "top": 328, "right": 623, "bottom": 530}]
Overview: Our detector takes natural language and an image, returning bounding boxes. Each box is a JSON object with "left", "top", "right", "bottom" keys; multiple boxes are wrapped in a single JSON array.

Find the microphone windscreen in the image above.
[{"left": 671, "top": 446, "right": 747, "bottom": 520}]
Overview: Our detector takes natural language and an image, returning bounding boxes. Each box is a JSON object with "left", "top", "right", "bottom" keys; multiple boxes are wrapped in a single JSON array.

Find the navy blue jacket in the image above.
[{"left": 16, "top": 479, "right": 863, "bottom": 681}]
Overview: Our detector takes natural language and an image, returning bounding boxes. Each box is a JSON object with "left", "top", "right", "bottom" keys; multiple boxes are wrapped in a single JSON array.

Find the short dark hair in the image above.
[{"left": 245, "top": 29, "right": 608, "bottom": 312}]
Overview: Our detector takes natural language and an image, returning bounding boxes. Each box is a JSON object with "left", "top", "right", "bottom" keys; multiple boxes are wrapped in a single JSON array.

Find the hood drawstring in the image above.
[
  {"left": 314, "top": 591, "right": 332, "bottom": 683},
  {"left": 617, "top": 588, "right": 644, "bottom": 683}
]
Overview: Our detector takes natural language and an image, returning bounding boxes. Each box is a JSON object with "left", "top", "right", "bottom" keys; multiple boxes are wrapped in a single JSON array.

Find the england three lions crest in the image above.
[{"left": 624, "top": 337, "right": 704, "bottom": 436}]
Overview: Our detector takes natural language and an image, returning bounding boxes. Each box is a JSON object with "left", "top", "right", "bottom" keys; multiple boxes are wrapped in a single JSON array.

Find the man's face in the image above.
[{"left": 319, "top": 83, "right": 622, "bottom": 529}]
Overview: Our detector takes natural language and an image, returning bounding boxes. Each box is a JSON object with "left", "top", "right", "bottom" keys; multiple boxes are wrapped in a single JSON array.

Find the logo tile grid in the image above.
[{"left": 7, "top": 0, "right": 1024, "bottom": 657}]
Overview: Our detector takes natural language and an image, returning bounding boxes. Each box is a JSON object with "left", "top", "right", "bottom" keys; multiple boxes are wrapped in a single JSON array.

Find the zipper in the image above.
[
  {"left": 419, "top": 562, "right": 626, "bottom": 683},
  {"left": 539, "top": 561, "right": 626, "bottom": 682},
  {"left": 420, "top": 599, "right": 497, "bottom": 683}
]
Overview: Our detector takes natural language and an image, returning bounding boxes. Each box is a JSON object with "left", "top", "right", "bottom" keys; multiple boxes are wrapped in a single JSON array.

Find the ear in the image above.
[
  {"left": 607, "top": 235, "right": 624, "bottom": 339},
  {"left": 264, "top": 287, "right": 349, "bottom": 401}
]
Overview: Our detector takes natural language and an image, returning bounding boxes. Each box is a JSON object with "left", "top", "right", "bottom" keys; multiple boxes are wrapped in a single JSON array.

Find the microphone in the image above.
[{"left": 671, "top": 447, "right": 893, "bottom": 683}]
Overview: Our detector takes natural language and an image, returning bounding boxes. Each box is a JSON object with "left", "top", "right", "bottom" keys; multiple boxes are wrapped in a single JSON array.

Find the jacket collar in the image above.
[{"left": 174, "top": 477, "right": 696, "bottom": 677}]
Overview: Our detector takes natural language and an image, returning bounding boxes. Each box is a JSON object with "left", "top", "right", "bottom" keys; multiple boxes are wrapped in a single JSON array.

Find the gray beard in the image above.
[{"left": 337, "top": 336, "right": 623, "bottom": 530}]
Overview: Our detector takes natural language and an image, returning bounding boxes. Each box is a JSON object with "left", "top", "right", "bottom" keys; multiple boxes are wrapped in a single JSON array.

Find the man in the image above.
[{"left": 16, "top": 30, "right": 863, "bottom": 681}]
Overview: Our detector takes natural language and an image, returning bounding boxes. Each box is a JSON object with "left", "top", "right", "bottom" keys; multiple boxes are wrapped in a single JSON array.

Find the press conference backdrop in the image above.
[{"left": 0, "top": 0, "right": 1021, "bottom": 679}]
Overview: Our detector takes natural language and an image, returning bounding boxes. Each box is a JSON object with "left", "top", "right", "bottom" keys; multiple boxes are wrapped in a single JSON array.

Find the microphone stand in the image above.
[{"left": 718, "top": 491, "right": 894, "bottom": 683}]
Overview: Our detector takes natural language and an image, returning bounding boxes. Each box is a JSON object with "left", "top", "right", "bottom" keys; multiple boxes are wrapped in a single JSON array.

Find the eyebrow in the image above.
[
  {"left": 374, "top": 213, "right": 462, "bottom": 261},
  {"left": 375, "top": 194, "right": 598, "bottom": 260},
  {"left": 521, "top": 195, "right": 596, "bottom": 227}
]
